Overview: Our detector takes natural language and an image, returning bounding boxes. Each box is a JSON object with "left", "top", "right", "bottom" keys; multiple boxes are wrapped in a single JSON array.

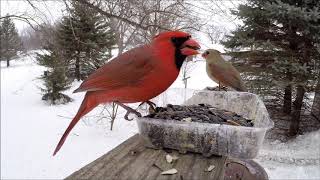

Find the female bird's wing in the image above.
[
  {"left": 74, "top": 45, "right": 155, "bottom": 93},
  {"left": 208, "top": 62, "right": 246, "bottom": 91}
]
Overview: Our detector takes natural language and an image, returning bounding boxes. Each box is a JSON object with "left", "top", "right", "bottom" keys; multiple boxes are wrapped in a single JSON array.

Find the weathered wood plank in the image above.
[
  {"left": 115, "top": 149, "right": 162, "bottom": 179},
  {"left": 66, "top": 134, "right": 226, "bottom": 180},
  {"left": 211, "top": 156, "right": 227, "bottom": 180},
  {"left": 166, "top": 153, "right": 195, "bottom": 180},
  {"left": 190, "top": 156, "right": 211, "bottom": 180},
  {"left": 65, "top": 134, "right": 141, "bottom": 179}
]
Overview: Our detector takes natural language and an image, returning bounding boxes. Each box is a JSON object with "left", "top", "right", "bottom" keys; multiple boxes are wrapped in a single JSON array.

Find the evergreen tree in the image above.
[
  {"left": 223, "top": 0, "right": 320, "bottom": 135},
  {"left": 36, "top": 44, "right": 72, "bottom": 105},
  {"left": 57, "top": 1, "right": 116, "bottom": 81},
  {"left": 311, "top": 71, "right": 320, "bottom": 120},
  {"left": 0, "top": 15, "right": 23, "bottom": 67}
]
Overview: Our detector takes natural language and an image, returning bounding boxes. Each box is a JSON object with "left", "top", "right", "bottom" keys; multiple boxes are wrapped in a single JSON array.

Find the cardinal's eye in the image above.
[
  {"left": 171, "top": 37, "right": 177, "bottom": 42},
  {"left": 206, "top": 51, "right": 210, "bottom": 55}
]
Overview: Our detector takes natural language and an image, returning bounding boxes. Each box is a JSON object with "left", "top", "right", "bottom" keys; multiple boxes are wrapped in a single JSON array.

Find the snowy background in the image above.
[{"left": 1, "top": 51, "right": 319, "bottom": 179}]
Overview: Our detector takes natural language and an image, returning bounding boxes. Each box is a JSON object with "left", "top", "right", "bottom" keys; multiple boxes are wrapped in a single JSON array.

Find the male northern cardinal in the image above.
[
  {"left": 202, "top": 49, "right": 247, "bottom": 91},
  {"left": 53, "top": 31, "right": 200, "bottom": 155}
]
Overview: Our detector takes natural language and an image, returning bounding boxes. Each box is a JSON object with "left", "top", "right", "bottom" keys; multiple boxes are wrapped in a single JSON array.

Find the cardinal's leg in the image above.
[
  {"left": 219, "top": 81, "right": 221, "bottom": 91},
  {"left": 221, "top": 86, "right": 228, "bottom": 91},
  {"left": 146, "top": 100, "right": 157, "bottom": 108},
  {"left": 138, "top": 100, "right": 156, "bottom": 108},
  {"left": 115, "top": 101, "right": 142, "bottom": 121},
  {"left": 139, "top": 100, "right": 157, "bottom": 109}
]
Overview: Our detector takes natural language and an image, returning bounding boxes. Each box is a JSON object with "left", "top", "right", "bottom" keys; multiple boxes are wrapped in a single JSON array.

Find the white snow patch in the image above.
[
  {"left": 1, "top": 53, "right": 136, "bottom": 179},
  {"left": 256, "top": 130, "right": 320, "bottom": 179}
]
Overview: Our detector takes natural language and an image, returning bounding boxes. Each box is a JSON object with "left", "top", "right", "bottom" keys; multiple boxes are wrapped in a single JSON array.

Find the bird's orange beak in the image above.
[{"left": 180, "top": 38, "right": 201, "bottom": 56}]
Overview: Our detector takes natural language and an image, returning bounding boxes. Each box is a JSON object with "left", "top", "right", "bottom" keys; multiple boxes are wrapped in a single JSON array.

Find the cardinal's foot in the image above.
[
  {"left": 221, "top": 86, "right": 228, "bottom": 91},
  {"left": 114, "top": 101, "right": 142, "bottom": 121},
  {"left": 123, "top": 110, "right": 141, "bottom": 121},
  {"left": 139, "top": 100, "right": 157, "bottom": 114}
]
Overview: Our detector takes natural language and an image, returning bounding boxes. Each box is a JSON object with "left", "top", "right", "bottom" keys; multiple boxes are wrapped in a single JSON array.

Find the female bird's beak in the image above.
[
  {"left": 180, "top": 38, "right": 201, "bottom": 56},
  {"left": 201, "top": 51, "right": 209, "bottom": 58}
]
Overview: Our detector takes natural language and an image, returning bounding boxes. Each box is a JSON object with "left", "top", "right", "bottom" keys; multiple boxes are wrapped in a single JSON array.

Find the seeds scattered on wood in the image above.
[
  {"left": 165, "top": 154, "right": 179, "bottom": 164},
  {"left": 161, "top": 168, "right": 178, "bottom": 175},
  {"left": 181, "top": 117, "right": 192, "bottom": 122},
  {"left": 205, "top": 165, "right": 215, "bottom": 172},
  {"left": 166, "top": 154, "right": 173, "bottom": 163}
]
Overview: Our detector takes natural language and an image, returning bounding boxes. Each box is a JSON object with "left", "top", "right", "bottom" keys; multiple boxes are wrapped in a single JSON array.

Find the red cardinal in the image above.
[{"left": 53, "top": 31, "right": 200, "bottom": 155}]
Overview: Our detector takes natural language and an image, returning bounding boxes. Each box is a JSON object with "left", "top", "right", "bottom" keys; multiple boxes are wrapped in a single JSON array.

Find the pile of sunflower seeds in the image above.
[{"left": 146, "top": 104, "right": 254, "bottom": 127}]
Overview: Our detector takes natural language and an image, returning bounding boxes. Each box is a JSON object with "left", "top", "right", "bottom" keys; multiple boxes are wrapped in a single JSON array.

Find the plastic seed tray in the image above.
[{"left": 137, "top": 91, "right": 273, "bottom": 159}]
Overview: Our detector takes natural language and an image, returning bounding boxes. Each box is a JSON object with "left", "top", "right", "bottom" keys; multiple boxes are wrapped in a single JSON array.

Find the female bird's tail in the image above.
[
  {"left": 53, "top": 92, "right": 98, "bottom": 156},
  {"left": 236, "top": 81, "right": 248, "bottom": 92}
]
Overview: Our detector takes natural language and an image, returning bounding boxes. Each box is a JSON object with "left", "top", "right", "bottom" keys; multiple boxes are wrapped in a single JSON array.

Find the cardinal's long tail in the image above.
[{"left": 53, "top": 92, "right": 98, "bottom": 156}]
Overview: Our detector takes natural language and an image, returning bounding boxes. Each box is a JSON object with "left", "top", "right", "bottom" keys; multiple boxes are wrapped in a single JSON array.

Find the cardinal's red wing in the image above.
[{"left": 74, "top": 45, "right": 155, "bottom": 93}]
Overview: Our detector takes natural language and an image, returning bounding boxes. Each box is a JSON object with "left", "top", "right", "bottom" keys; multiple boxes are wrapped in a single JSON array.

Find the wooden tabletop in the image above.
[{"left": 66, "top": 134, "right": 227, "bottom": 180}]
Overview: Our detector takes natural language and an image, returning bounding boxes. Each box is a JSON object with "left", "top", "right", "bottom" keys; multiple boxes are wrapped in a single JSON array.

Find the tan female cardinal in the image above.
[
  {"left": 53, "top": 31, "right": 200, "bottom": 155},
  {"left": 202, "top": 49, "right": 247, "bottom": 91}
]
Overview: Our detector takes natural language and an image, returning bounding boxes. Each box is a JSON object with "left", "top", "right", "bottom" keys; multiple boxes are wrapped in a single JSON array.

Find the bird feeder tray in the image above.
[{"left": 136, "top": 91, "right": 273, "bottom": 159}]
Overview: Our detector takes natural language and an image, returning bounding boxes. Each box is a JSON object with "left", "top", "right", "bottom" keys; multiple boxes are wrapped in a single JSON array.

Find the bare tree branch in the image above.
[
  {"left": 0, "top": 14, "right": 39, "bottom": 30},
  {"left": 77, "top": 0, "right": 148, "bottom": 30},
  {"left": 76, "top": 0, "right": 173, "bottom": 31},
  {"left": 25, "top": 0, "right": 39, "bottom": 10}
]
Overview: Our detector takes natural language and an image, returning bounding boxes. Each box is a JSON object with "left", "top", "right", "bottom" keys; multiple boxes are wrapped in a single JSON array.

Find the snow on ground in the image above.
[
  {"left": 1, "top": 51, "right": 138, "bottom": 179},
  {"left": 1, "top": 51, "right": 319, "bottom": 179},
  {"left": 256, "top": 130, "right": 320, "bottom": 179}
]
